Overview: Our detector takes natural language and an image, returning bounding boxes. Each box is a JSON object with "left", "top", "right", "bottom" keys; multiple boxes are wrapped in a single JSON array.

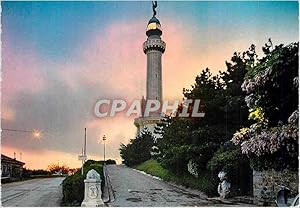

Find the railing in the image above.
[{"left": 143, "top": 39, "right": 166, "bottom": 48}]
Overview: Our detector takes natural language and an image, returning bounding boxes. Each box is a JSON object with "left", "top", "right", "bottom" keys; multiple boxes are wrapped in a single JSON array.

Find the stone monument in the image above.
[{"left": 81, "top": 169, "right": 104, "bottom": 207}]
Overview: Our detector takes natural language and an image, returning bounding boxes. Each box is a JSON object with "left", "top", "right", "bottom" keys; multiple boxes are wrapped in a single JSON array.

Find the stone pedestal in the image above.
[
  {"left": 81, "top": 169, "right": 104, "bottom": 207},
  {"left": 134, "top": 116, "right": 161, "bottom": 136}
]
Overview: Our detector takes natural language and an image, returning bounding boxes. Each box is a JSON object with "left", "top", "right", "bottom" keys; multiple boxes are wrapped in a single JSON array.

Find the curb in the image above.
[
  {"left": 132, "top": 167, "right": 208, "bottom": 199},
  {"left": 102, "top": 165, "right": 115, "bottom": 204}
]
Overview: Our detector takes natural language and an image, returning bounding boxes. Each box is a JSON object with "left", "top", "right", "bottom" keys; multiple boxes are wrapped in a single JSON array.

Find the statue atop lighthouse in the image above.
[{"left": 134, "top": 1, "right": 166, "bottom": 135}]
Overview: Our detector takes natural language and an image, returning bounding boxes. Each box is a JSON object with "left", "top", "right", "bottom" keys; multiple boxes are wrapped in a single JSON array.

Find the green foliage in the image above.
[
  {"left": 122, "top": 40, "right": 298, "bottom": 196},
  {"left": 135, "top": 159, "right": 171, "bottom": 180},
  {"left": 62, "top": 160, "right": 104, "bottom": 206},
  {"left": 156, "top": 48, "right": 251, "bottom": 174},
  {"left": 105, "top": 159, "right": 117, "bottom": 165},
  {"left": 233, "top": 41, "right": 299, "bottom": 171},
  {"left": 150, "top": 42, "right": 259, "bottom": 196},
  {"left": 207, "top": 146, "right": 242, "bottom": 173},
  {"left": 22, "top": 168, "right": 51, "bottom": 178},
  {"left": 207, "top": 145, "right": 253, "bottom": 195},
  {"left": 170, "top": 172, "right": 218, "bottom": 197},
  {"left": 136, "top": 159, "right": 218, "bottom": 197},
  {"left": 120, "top": 129, "right": 154, "bottom": 166},
  {"left": 62, "top": 172, "right": 84, "bottom": 206}
]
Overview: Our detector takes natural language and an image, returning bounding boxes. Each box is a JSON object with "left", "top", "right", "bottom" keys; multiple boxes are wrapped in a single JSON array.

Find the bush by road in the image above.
[{"left": 61, "top": 160, "right": 104, "bottom": 206}]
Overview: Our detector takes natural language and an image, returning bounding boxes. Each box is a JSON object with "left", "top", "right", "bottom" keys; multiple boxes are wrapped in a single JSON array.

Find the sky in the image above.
[{"left": 1, "top": 1, "right": 298, "bottom": 169}]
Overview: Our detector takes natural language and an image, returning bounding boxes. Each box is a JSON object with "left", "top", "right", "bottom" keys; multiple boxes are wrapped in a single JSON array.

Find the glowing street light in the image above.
[
  {"left": 2, "top": 128, "right": 42, "bottom": 139},
  {"left": 33, "top": 130, "right": 41, "bottom": 139}
]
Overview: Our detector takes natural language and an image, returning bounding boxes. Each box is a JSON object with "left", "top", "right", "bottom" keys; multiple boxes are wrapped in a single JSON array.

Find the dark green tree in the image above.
[{"left": 120, "top": 129, "right": 154, "bottom": 166}]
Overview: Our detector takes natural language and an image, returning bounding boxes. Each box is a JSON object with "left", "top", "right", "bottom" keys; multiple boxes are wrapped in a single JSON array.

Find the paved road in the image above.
[
  {"left": 106, "top": 165, "right": 213, "bottom": 207},
  {"left": 2, "top": 177, "right": 65, "bottom": 207}
]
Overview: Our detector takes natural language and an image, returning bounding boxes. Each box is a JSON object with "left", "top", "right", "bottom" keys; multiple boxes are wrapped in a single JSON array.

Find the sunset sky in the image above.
[{"left": 1, "top": 1, "right": 298, "bottom": 169}]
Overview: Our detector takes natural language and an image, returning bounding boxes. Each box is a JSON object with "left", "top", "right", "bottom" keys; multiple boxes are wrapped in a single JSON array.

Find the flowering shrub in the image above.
[
  {"left": 241, "top": 66, "right": 273, "bottom": 94},
  {"left": 232, "top": 41, "right": 298, "bottom": 170},
  {"left": 248, "top": 107, "right": 267, "bottom": 124},
  {"left": 232, "top": 111, "right": 298, "bottom": 156}
]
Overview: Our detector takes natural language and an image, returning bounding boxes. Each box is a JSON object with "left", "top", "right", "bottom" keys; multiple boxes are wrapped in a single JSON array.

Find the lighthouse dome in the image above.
[{"left": 146, "top": 16, "right": 162, "bottom": 36}]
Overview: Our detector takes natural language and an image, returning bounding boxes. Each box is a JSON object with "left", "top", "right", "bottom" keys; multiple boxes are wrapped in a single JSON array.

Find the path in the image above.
[{"left": 2, "top": 177, "right": 65, "bottom": 207}]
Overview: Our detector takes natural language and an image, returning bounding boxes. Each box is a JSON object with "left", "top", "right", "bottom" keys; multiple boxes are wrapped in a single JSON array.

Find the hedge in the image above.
[{"left": 61, "top": 160, "right": 104, "bottom": 206}]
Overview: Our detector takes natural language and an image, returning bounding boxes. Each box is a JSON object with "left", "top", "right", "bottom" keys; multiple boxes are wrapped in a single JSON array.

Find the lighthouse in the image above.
[
  {"left": 134, "top": 1, "right": 166, "bottom": 135},
  {"left": 144, "top": 10, "right": 166, "bottom": 103}
]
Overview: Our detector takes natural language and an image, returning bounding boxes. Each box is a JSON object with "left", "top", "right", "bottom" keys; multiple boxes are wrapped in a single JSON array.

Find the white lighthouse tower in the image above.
[{"left": 134, "top": 1, "right": 166, "bottom": 135}]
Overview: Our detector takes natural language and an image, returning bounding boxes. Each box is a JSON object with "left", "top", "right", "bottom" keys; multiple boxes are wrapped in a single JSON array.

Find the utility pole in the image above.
[
  {"left": 84, "top": 128, "right": 87, "bottom": 157},
  {"left": 81, "top": 148, "right": 84, "bottom": 175},
  {"left": 78, "top": 128, "right": 87, "bottom": 175},
  {"left": 103, "top": 135, "right": 106, "bottom": 165}
]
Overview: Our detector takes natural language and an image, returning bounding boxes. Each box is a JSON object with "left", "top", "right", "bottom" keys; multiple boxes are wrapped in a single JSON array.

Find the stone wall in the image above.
[{"left": 253, "top": 169, "right": 298, "bottom": 206}]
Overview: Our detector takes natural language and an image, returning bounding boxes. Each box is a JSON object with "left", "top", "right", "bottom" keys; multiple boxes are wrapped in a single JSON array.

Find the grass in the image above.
[
  {"left": 135, "top": 159, "right": 217, "bottom": 196},
  {"left": 135, "top": 159, "right": 171, "bottom": 180}
]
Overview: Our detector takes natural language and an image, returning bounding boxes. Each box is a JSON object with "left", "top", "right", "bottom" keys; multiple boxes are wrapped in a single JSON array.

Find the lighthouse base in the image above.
[{"left": 134, "top": 116, "right": 162, "bottom": 137}]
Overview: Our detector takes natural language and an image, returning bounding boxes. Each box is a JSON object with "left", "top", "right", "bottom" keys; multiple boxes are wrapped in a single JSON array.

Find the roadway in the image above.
[{"left": 2, "top": 177, "right": 65, "bottom": 207}]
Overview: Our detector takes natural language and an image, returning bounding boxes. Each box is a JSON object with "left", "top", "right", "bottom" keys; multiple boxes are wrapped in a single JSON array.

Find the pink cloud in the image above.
[
  {"left": 58, "top": 20, "right": 147, "bottom": 100},
  {"left": 2, "top": 42, "right": 46, "bottom": 102},
  {"left": 1, "top": 106, "right": 15, "bottom": 121},
  {"left": 2, "top": 16, "right": 263, "bottom": 169}
]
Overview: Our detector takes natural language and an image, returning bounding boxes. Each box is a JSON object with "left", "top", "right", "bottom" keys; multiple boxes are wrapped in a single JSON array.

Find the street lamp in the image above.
[
  {"left": 102, "top": 135, "right": 106, "bottom": 165},
  {"left": 33, "top": 130, "right": 41, "bottom": 139}
]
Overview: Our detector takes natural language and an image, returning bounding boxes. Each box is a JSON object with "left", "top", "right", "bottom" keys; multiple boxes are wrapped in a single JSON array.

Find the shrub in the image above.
[
  {"left": 207, "top": 146, "right": 243, "bottom": 174},
  {"left": 170, "top": 172, "right": 218, "bottom": 197},
  {"left": 120, "top": 129, "right": 154, "bottom": 166},
  {"left": 62, "top": 172, "right": 85, "bottom": 206},
  {"left": 136, "top": 159, "right": 218, "bottom": 197},
  {"left": 22, "top": 168, "right": 51, "bottom": 179},
  {"left": 207, "top": 146, "right": 252, "bottom": 195},
  {"left": 233, "top": 42, "right": 299, "bottom": 171},
  {"left": 62, "top": 160, "right": 104, "bottom": 206},
  {"left": 135, "top": 159, "right": 171, "bottom": 180},
  {"left": 105, "top": 159, "right": 117, "bottom": 164}
]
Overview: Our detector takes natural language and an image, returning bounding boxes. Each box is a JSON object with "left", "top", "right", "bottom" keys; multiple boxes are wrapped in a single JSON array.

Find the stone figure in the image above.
[
  {"left": 87, "top": 169, "right": 100, "bottom": 180},
  {"left": 152, "top": 1, "right": 157, "bottom": 17},
  {"left": 217, "top": 171, "right": 231, "bottom": 199}
]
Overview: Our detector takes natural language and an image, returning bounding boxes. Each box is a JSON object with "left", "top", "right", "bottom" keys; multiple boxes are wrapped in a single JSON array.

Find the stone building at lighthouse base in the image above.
[{"left": 134, "top": 116, "right": 162, "bottom": 136}]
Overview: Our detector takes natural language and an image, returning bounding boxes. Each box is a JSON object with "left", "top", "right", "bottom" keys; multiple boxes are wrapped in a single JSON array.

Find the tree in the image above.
[
  {"left": 153, "top": 44, "right": 258, "bottom": 196},
  {"left": 157, "top": 48, "right": 254, "bottom": 174},
  {"left": 232, "top": 41, "right": 299, "bottom": 171},
  {"left": 120, "top": 128, "right": 155, "bottom": 166},
  {"left": 48, "top": 163, "right": 70, "bottom": 174}
]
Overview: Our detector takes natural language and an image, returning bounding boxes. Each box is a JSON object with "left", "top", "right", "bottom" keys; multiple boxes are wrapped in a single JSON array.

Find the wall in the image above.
[{"left": 253, "top": 169, "right": 298, "bottom": 206}]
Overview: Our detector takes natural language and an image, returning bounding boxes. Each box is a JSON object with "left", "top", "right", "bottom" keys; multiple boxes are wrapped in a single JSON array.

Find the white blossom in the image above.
[{"left": 187, "top": 159, "right": 199, "bottom": 178}]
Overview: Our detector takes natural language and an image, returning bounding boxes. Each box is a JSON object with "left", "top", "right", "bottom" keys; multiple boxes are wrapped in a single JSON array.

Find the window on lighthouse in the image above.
[
  {"left": 147, "top": 23, "right": 161, "bottom": 31},
  {"left": 147, "top": 23, "right": 157, "bottom": 30}
]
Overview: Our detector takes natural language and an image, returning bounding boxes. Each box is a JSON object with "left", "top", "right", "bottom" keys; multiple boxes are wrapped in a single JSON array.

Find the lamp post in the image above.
[{"left": 102, "top": 135, "right": 106, "bottom": 165}]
